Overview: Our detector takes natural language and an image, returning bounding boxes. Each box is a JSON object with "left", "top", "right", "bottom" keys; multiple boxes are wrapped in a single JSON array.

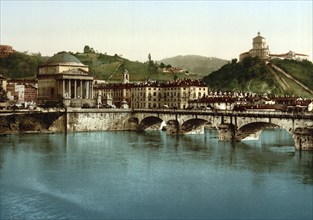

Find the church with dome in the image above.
[
  {"left": 239, "top": 32, "right": 308, "bottom": 62},
  {"left": 239, "top": 32, "right": 270, "bottom": 62},
  {"left": 37, "top": 51, "right": 94, "bottom": 107}
]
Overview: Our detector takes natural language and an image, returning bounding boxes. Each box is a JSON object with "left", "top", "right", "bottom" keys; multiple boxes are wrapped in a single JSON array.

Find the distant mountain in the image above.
[
  {"left": 159, "top": 55, "right": 229, "bottom": 76},
  {"left": 203, "top": 57, "right": 313, "bottom": 98}
]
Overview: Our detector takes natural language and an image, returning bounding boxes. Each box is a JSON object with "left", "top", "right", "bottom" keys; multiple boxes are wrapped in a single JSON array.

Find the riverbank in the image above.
[
  {"left": 0, "top": 108, "right": 134, "bottom": 135},
  {"left": 0, "top": 110, "right": 65, "bottom": 135}
]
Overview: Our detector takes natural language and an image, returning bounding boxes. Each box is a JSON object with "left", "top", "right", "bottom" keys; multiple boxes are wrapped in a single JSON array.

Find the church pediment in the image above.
[{"left": 62, "top": 68, "right": 89, "bottom": 75}]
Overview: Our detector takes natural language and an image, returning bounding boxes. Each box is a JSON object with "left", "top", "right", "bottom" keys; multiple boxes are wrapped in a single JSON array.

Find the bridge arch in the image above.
[
  {"left": 131, "top": 109, "right": 313, "bottom": 150},
  {"left": 236, "top": 122, "right": 286, "bottom": 141},
  {"left": 138, "top": 116, "right": 164, "bottom": 131},
  {"left": 180, "top": 118, "right": 209, "bottom": 134}
]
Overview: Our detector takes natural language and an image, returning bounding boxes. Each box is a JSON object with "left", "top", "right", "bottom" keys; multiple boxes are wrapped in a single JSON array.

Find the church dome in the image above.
[
  {"left": 253, "top": 32, "right": 266, "bottom": 43},
  {"left": 43, "top": 51, "right": 85, "bottom": 66}
]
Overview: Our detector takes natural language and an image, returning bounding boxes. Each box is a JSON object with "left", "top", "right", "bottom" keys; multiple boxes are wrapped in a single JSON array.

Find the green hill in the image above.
[
  {"left": 203, "top": 57, "right": 313, "bottom": 98},
  {"left": 0, "top": 50, "right": 211, "bottom": 82},
  {"left": 77, "top": 53, "right": 228, "bottom": 81},
  {"left": 271, "top": 59, "right": 313, "bottom": 89},
  {"left": 2, "top": 50, "right": 312, "bottom": 98},
  {"left": 0, "top": 52, "right": 48, "bottom": 79},
  {"left": 74, "top": 53, "right": 180, "bottom": 82},
  {"left": 159, "top": 55, "right": 228, "bottom": 76}
]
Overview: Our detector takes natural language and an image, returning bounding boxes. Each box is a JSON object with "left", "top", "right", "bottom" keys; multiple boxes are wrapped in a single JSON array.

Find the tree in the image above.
[
  {"left": 231, "top": 58, "right": 238, "bottom": 65},
  {"left": 84, "top": 45, "right": 90, "bottom": 53},
  {"left": 147, "top": 53, "right": 158, "bottom": 74},
  {"left": 0, "top": 84, "right": 7, "bottom": 102},
  {"left": 0, "top": 52, "right": 44, "bottom": 78},
  {"left": 83, "top": 45, "right": 95, "bottom": 53},
  {"left": 148, "top": 53, "right": 151, "bottom": 62}
]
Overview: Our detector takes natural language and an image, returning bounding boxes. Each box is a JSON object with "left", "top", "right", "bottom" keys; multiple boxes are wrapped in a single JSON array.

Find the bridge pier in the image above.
[
  {"left": 293, "top": 127, "right": 313, "bottom": 151},
  {"left": 218, "top": 123, "right": 236, "bottom": 141},
  {"left": 128, "top": 117, "right": 139, "bottom": 131},
  {"left": 166, "top": 120, "right": 179, "bottom": 135}
]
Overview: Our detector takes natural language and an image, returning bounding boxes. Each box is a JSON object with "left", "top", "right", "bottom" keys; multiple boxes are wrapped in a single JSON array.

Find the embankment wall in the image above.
[{"left": 0, "top": 110, "right": 134, "bottom": 135}]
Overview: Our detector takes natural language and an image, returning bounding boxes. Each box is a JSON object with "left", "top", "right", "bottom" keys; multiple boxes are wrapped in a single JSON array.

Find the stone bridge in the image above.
[{"left": 130, "top": 109, "right": 313, "bottom": 150}]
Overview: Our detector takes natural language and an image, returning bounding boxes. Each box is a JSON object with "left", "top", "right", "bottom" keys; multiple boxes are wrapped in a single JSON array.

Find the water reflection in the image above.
[{"left": 0, "top": 129, "right": 312, "bottom": 219}]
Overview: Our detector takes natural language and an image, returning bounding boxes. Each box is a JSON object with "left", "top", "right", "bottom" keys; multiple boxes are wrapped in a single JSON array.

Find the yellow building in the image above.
[
  {"left": 131, "top": 80, "right": 208, "bottom": 109},
  {"left": 93, "top": 67, "right": 208, "bottom": 109},
  {"left": 37, "top": 52, "right": 94, "bottom": 107}
]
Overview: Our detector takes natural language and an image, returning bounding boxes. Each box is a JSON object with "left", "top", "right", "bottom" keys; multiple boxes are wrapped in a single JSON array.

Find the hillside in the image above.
[
  {"left": 203, "top": 57, "right": 313, "bottom": 98},
  {"left": 0, "top": 52, "right": 48, "bottom": 79},
  {"left": 0, "top": 51, "right": 209, "bottom": 81},
  {"left": 159, "top": 55, "right": 228, "bottom": 76}
]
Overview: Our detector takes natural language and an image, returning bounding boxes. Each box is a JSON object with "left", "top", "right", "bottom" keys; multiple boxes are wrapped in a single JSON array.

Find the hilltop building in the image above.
[
  {"left": 239, "top": 32, "right": 308, "bottom": 62},
  {"left": 0, "top": 45, "right": 14, "bottom": 58},
  {"left": 37, "top": 51, "right": 94, "bottom": 107},
  {"left": 239, "top": 32, "right": 270, "bottom": 61},
  {"left": 270, "top": 51, "right": 309, "bottom": 60}
]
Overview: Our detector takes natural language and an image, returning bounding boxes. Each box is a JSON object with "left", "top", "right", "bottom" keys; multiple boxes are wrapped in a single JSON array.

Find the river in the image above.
[{"left": 0, "top": 129, "right": 312, "bottom": 219}]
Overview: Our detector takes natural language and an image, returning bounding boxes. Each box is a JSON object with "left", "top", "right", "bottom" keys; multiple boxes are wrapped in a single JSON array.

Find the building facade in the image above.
[
  {"left": 239, "top": 32, "right": 309, "bottom": 62},
  {"left": 0, "top": 75, "right": 7, "bottom": 91},
  {"left": 6, "top": 79, "right": 37, "bottom": 103},
  {"left": 270, "top": 50, "right": 308, "bottom": 61},
  {"left": 130, "top": 79, "right": 207, "bottom": 109},
  {"left": 94, "top": 76, "right": 208, "bottom": 109},
  {"left": 93, "top": 69, "right": 132, "bottom": 108},
  {"left": 37, "top": 52, "right": 94, "bottom": 107},
  {"left": 240, "top": 32, "right": 270, "bottom": 61}
]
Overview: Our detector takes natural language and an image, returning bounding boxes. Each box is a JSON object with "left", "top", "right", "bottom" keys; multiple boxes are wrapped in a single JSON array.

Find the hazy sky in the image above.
[{"left": 1, "top": 0, "right": 312, "bottom": 61}]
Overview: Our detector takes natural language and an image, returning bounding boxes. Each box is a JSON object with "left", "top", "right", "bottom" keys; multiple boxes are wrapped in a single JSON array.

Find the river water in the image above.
[{"left": 0, "top": 129, "right": 312, "bottom": 219}]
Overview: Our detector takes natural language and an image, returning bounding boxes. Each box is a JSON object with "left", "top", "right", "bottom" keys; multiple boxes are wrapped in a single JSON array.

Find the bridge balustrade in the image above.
[{"left": 132, "top": 108, "right": 313, "bottom": 119}]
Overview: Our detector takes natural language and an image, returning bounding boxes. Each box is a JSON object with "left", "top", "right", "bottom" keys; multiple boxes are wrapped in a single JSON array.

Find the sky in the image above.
[{"left": 0, "top": 0, "right": 312, "bottom": 62}]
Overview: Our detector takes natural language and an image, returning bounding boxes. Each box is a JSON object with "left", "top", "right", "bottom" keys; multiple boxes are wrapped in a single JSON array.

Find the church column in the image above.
[
  {"left": 86, "top": 81, "right": 90, "bottom": 99},
  {"left": 90, "top": 81, "right": 93, "bottom": 99},
  {"left": 59, "top": 81, "right": 61, "bottom": 96},
  {"left": 80, "top": 80, "right": 83, "bottom": 98},
  {"left": 74, "top": 80, "right": 77, "bottom": 98},
  {"left": 62, "top": 80, "right": 65, "bottom": 98},
  {"left": 68, "top": 80, "right": 71, "bottom": 98}
]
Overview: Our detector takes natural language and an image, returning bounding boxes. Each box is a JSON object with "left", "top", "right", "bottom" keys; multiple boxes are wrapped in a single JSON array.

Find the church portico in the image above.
[
  {"left": 56, "top": 76, "right": 93, "bottom": 99},
  {"left": 38, "top": 52, "right": 94, "bottom": 107}
]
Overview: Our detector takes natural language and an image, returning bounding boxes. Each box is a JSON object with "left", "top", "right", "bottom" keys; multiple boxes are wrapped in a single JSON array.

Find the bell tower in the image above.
[{"left": 123, "top": 69, "right": 129, "bottom": 84}]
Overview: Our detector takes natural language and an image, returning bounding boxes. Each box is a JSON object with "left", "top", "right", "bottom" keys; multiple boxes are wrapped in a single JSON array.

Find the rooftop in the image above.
[{"left": 42, "top": 51, "right": 85, "bottom": 66}]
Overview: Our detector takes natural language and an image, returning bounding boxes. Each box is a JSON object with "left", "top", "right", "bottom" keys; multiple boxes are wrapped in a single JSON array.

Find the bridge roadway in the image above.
[
  {"left": 133, "top": 108, "right": 313, "bottom": 119},
  {"left": 131, "top": 108, "right": 313, "bottom": 150}
]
